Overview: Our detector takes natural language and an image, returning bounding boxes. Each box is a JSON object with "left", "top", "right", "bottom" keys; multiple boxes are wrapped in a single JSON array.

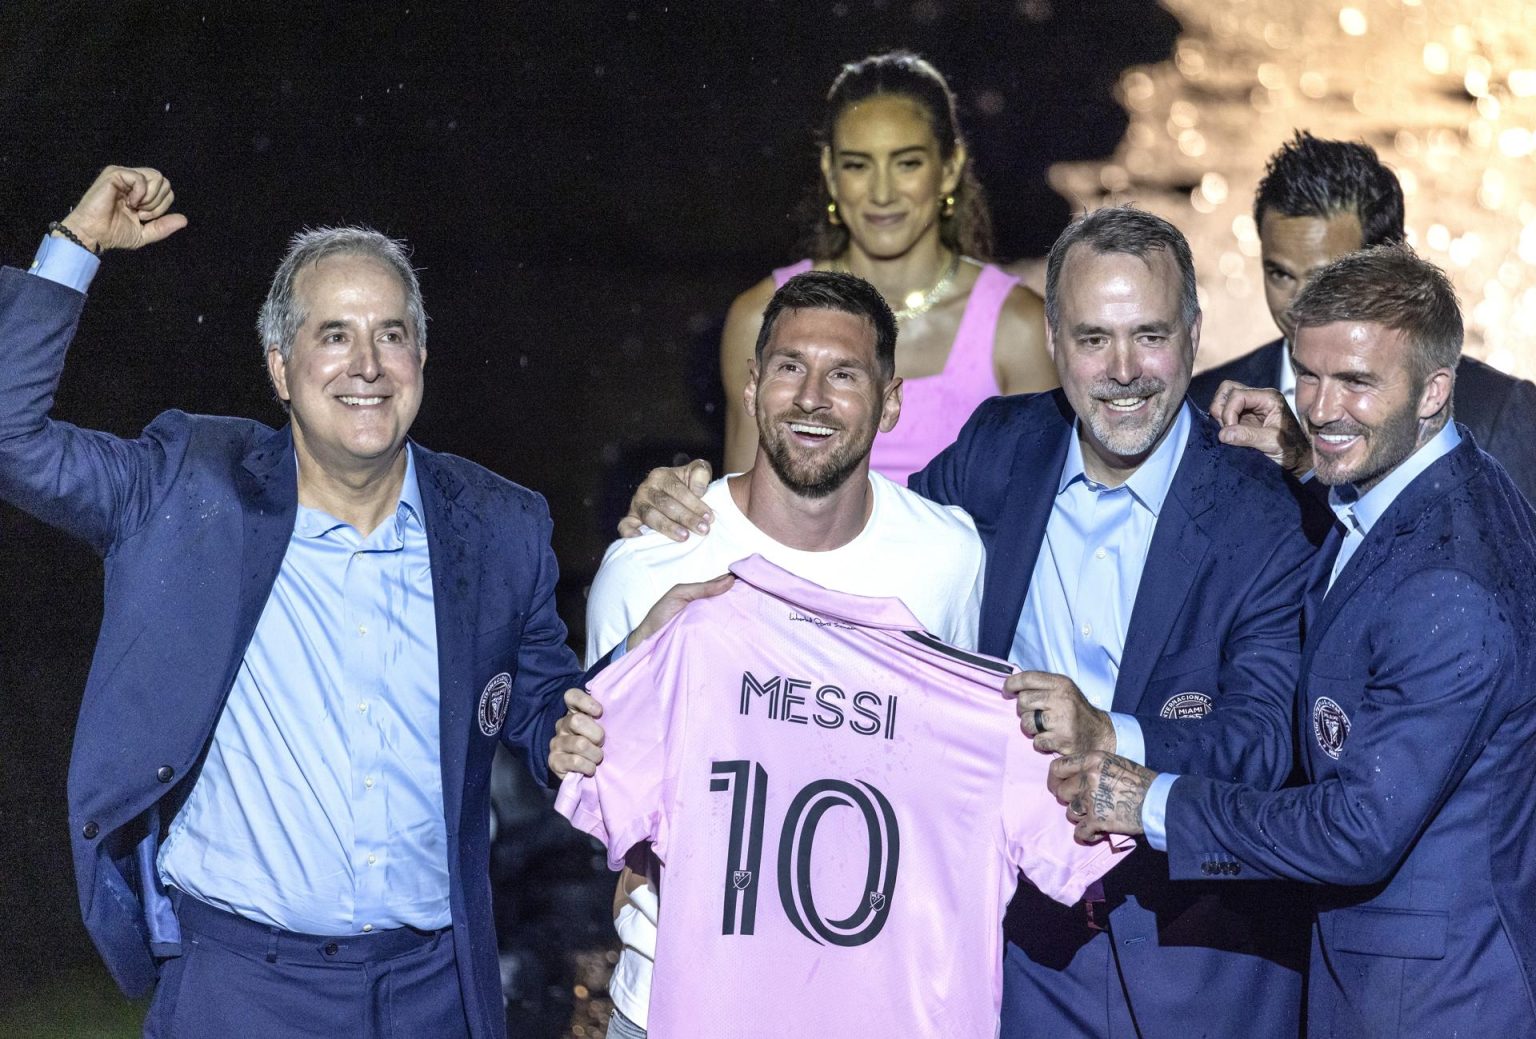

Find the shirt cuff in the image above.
[
  {"left": 1109, "top": 712, "right": 1145, "bottom": 764},
  {"left": 28, "top": 234, "right": 100, "bottom": 292},
  {"left": 1141, "top": 772, "right": 1177, "bottom": 852}
]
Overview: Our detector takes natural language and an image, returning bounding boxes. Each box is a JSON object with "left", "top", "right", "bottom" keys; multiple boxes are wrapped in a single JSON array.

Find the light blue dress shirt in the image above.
[
  {"left": 1012, "top": 403, "right": 1194, "bottom": 765},
  {"left": 1327, "top": 421, "right": 1461, "bottom": 589},
  {"left": 158, "top": 452, "right": 448, "bottom": 933},
  {"left": 31, "top": 236, "right": 450, "bottom": 935},
  {"left": 1143, "top": 419, "right": 1463, "bottom": 850}
]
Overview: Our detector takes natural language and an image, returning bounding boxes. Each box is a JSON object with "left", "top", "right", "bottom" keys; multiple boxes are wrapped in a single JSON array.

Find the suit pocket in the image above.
[
  {"left": 1330, "top": 906, "right": 1447, "bottom": 959},
  {"left": 1147, "top": 639, "right": 1220, "bottom": 682}
]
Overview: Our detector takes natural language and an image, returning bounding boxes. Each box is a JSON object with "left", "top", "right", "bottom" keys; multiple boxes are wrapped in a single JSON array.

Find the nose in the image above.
[
  {"left": 1302, "top": 377, "right": 1341, "bottom": 429},
  {"left": 794, "top": 374, "right": 832, "bottom": 414},
  {"left": 1105, "top": 340, "right": 1141, "bottom": 385},
  {"left": 871, "top": 163, "right": 895, "bottom": 206},
  {"left": 348, "top": 338, "right": 383, "bottom": 381}
]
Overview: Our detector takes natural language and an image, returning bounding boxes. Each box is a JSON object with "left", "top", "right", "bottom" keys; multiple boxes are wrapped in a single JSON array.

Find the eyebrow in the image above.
[
  {"left": 768, "top": 347, "right": 873, "bottom": 371},
  {"left": 315, "top": 318, "right": 408, "bottom": 333},
  {"left": 835, "top": 145, "right": 929, "bottom": 159},
  {"left": 1069, "top": 321, "right": 1175, "bottom": 337}
]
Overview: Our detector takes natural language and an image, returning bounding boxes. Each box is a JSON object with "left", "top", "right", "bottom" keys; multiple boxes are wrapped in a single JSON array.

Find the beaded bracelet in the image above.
[{"left": 47, "top": 220, "right": 99, "bottom": 255}]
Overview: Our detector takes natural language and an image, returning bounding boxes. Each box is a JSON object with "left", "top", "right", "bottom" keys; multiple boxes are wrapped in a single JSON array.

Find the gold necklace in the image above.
[{"left": 836, "top": 251, "right": 961, "bottom": 322}]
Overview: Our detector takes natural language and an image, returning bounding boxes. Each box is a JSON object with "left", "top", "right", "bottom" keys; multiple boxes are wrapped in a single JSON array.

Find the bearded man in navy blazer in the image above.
[
  {"left": 910, "top": 207, "right": 1323, "bottom": 1039},
  {"left": 0, "top": 166, "right": 661, "bottom": 1039},
  {"left": 1059, "top": 245, "right": 1536, "bottom": 1037},
  {"left": 614, "top": 207, "right": 1325, "bottom": 1038}
]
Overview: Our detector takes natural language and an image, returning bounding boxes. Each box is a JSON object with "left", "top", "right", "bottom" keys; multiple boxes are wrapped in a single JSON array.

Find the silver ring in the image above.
[
  {"left": 1070, "top": 799, "right": 1086, "bottom": 819},
  {"left": 1033, "top": 708, "right": 1047, "bottom": 734}
]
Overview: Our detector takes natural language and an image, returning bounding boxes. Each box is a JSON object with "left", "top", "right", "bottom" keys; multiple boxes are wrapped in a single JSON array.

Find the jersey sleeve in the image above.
[
  {"left": 556, "top": 615, "right": 690, "bottom": 870},
  {"left": 1000, "top": 733, "right": 1133, "bottom": 904}
]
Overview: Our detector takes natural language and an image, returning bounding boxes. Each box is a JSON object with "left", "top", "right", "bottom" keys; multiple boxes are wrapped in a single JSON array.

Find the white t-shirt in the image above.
[{"left": 583, "top": 471, "right": 985, "bottom": 1026}]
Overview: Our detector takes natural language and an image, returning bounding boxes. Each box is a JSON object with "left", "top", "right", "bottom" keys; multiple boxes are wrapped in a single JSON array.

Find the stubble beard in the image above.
[{"left": 1308, "top": 398, "right": 1422, "bottom": 490}]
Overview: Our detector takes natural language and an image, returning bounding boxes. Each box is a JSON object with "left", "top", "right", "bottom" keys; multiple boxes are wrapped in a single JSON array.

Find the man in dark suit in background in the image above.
[
  {"left": 1190, "top": 131, "right": 1536, "bottom": 500},
  {"left": 0, "top": 165, "right": 682, "bottom": 1039},
  {"left": 1061, "top": 244, "right": 1536, "bottom": 1038}
]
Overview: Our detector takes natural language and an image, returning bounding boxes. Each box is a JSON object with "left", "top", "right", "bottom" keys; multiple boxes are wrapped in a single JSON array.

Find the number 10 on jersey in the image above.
[{"left": 710, "top": 759, "right": 901, "bottom": 947}]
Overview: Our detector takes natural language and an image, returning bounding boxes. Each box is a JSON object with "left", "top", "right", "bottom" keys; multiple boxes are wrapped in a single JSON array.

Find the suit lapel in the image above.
[
  {"left": 1243, "top": 339, "right": 1286, "bottom": 390},
  {"left": 1112, "top": 413, "right": 1214, "bottom": 713},
  {"left": 1302, "top": 522, "right": 1343, "bottom": 638},
  {"left": 234, "top": 426, "right": 299, "bottom": 675},
  {"left": 414, "top": 445, "right": 477, "bottom": 832},
  {"left": 1302, "top": 435, "right": 1479, "bottom": 665},
  {"left": 978, "top": 394, "right": 1074, "bottom": 659}
]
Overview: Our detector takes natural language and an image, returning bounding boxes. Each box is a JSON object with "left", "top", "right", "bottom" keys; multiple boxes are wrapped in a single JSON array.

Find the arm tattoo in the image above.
[{"left": 1092, "top": 754, "right": 1152, "bottom": 832}]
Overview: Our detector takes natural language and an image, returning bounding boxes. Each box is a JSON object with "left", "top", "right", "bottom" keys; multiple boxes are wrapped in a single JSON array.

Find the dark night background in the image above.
[{"left": 0, "top": 1, "right": 1178, "bottom": 1031}]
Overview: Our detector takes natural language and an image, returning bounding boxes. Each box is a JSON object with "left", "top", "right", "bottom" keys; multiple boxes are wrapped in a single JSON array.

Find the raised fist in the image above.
[{"left": 57, "top": 165, "right": 186, "bottom": 253}]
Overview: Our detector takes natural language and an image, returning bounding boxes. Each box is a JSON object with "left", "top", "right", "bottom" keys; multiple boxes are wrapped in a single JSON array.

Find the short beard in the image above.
[
  {"left": 762, "top": 434, "right": 863, "bottom": 499},
  {"left": 1309, "top": 393, "right": 1423, "bottom": 492},
  {"left": 1082, "top": 377, "right": 1172, "bottom": 460}
]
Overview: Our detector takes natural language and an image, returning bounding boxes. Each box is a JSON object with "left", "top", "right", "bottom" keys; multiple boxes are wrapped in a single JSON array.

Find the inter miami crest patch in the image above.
[
  {"left": 1312, "top": 696, "right": 1351, "bottom": 759},
  {"left": 1159, "top": 692, "right": 1213, "bottom": 720},
  {"left": 478, "top": 672, "right": 512, "bottom": 736}
]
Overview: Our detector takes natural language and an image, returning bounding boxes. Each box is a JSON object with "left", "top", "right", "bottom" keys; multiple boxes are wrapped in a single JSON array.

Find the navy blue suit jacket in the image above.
[
  {"left": 0, "top": 268, "right": 578, "bottom": 1039},
  {"left": 911, "top": 390, "right": 1325, "bottom": 1037},
  {"left": 1191, "top": 337, "right": 1536, "bottom": 503},
  {"left": 1166, "top": 433, "right": 1536, "bottom": 1038}
]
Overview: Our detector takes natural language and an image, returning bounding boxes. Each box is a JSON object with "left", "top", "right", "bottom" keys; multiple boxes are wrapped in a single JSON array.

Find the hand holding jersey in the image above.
[{"left": 558, "top": 557, "right": 1130, "bottom": 1036}]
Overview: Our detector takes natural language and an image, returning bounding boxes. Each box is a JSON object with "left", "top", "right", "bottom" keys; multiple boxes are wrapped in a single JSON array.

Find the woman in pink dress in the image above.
[{"left": 720, "top": 51, "right": 1057, "bottom": 484}]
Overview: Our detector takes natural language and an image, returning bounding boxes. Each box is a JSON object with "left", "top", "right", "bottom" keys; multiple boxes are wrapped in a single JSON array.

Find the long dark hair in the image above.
[{"left": 803, "top": 50, "right": 993, "bottom": 262}]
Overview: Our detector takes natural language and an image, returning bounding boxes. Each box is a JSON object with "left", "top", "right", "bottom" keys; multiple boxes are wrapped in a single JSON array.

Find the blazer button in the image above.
[
  {"left": 1201, "top": 862, "right": 1213, "bottom": 875},
  {"left": 324, "top": 942, "right": 339, "bottom": 956},
  {"left": 82, "top": 822, "right": 99, "bottom": 839},
  {"left": 157, "top": 766, "right": 175, "bottom": 783}
]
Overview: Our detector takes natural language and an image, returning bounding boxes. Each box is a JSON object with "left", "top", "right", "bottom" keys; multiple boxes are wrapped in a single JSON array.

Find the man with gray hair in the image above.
[
  {"left": 0, "top": 165, "right": 677, "bottom": 1039},
  {"left": 610, "top": 205, "right": 1324, "bottom": 1037},
  {"left": 1058, "top": 244, "right": 1536, "bottom": 1037}
]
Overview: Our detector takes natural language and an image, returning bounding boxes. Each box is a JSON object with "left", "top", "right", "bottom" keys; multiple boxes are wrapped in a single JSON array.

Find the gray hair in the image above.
[
  {"left": 257, "top": 226, "right": 427, "bottom": 360},
  {"left": 1289, "top": 244, "right": 1462, "bottom": 382},
  {"left": 1044, "top": 206, "right": 1200, "bottom": 334}
]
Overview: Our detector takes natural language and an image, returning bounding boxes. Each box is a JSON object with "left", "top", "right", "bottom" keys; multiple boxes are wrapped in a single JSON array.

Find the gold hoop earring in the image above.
[
  {"left": 827, "top": 200, "right": 842, "bottom": 226},
  {"left": 941, "top": 194, "right": 956, "bottom": 219}
]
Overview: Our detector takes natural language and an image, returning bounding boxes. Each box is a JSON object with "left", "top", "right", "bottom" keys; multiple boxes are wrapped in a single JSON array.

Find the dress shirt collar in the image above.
[
  {"left": 1058, "top": 401, "right": 1192, "bottom": 518},
  {"left": 1328, "top": 420, "right": 1461, "bottom": 537},
  {"left": 293, "top": 445, "right": 424, "bottom": 539}
]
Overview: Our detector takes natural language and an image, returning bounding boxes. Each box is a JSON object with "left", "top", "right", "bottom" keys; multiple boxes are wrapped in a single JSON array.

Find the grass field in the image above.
[{"left": 0, "top": 964, "right": 144, "bottom": 1039}]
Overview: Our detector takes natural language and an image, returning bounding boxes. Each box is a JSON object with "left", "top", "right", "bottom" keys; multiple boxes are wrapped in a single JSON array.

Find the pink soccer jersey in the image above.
[{"left": 557, "top": 555, "right": 1130, "bottom": 1038}]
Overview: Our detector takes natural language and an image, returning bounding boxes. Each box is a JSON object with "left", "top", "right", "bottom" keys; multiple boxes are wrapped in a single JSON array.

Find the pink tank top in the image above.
[{"left": 772, "top": 260, "right": 1017, "bottom": 485}]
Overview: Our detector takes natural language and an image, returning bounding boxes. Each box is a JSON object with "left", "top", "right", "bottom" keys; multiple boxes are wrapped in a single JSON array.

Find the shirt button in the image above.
[
  {"left": 1095, "top": 548, "right": 1107, "bottom": 560},
  {"left": 1081, "top": 623, "right": 1092, "bottom": 638},
  {"left": 364, "top": 776, "right": 375, "bottom": 789},
  {"left": 358, "top": 625, "right": 367, "bottom": 636},
  {"left": 367, "top": 853, "right": 377, "bottom": 865},
  {"left": 358, "top": 702, "right": 368, "bottom": 714},
  {"left": 362, "top": 924, "right": 373, "bottom": 933}
]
